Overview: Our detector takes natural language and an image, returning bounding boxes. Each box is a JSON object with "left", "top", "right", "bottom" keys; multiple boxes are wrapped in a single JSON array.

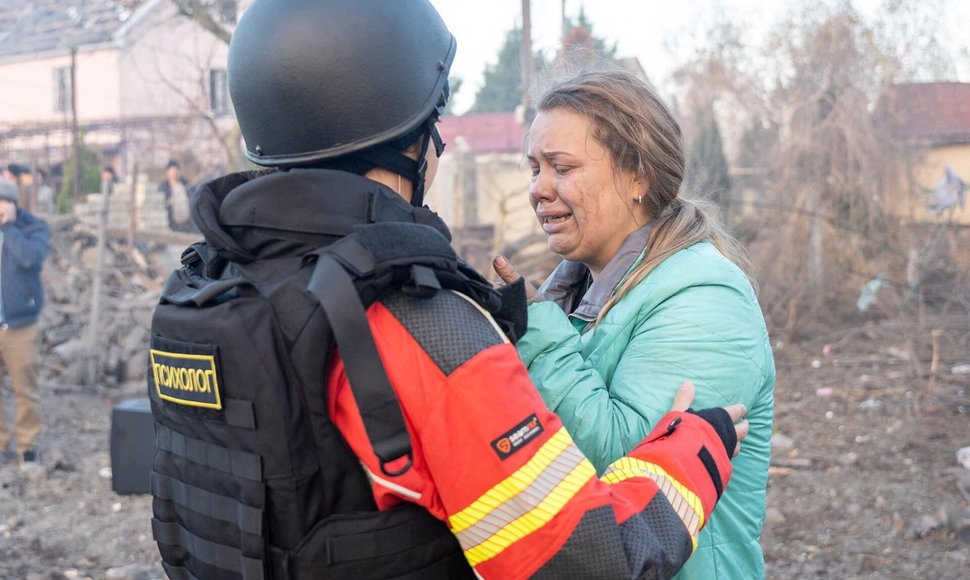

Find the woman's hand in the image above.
[
  {"left": 671, "top": 381, "right": 749, "bottom": 457},
  {"left": 492, "top": 255, "right": 537, "bottom": 301}
]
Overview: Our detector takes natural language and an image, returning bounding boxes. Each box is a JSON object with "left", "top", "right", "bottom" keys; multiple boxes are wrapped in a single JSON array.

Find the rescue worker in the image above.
[{"left": 152, "top": 1, "right": 748, "bottom": 578}]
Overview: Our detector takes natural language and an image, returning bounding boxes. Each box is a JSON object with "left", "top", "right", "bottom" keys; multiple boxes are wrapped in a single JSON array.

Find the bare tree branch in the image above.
[{"left": 171, "top": 0, "right": 232, "bottom": 44}]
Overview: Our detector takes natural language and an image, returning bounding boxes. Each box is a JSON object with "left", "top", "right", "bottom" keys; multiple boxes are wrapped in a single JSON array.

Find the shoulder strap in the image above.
[
  {"left": 303, "top": 222, "right": 526, "bottom": 478},
  {"left": 306, "top": 251, "right": 413, "bottom": 477}
]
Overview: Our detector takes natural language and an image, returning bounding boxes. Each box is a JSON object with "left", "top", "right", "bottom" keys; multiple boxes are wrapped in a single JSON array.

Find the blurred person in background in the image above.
[
  {"left": 2, "top": 164, "right": 31, "bottom": 209},
  {"left": 33, "top": 168, "right": 55, "bottom": 215},
  {"left": 0, "top": 178, "right": 50, "bottom": 469},
  {"left": 158, "top": 159, "right": 195, "bottom": 232}
]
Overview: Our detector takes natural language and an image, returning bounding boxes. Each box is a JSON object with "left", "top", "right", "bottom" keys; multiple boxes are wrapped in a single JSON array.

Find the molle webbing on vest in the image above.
[
  {"left": 152, "top": 472, "right": 264, "bottom": 535},
  {"left": 155, "top": 424, "right": 262, "bottom": 481}
]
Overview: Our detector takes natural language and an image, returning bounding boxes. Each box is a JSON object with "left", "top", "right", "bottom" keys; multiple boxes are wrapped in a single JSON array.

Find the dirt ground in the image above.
[{"left": 0, "top": 317, "right": 968, "bottom": 579}]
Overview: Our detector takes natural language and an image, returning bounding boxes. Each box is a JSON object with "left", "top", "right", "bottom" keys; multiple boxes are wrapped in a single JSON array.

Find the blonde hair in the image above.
[{"left": 533, "top": 68, "right": 751, "bottom": 322}]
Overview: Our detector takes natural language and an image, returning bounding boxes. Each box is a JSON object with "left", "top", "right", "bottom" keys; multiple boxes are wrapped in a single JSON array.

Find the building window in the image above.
[
  {"left": 217, "top": 0, "right": 238, "bottom": 24},
  {"left": 209, "top": 68, "right": 229, "bottom": 115},
  {"left": 54, "top": 66, "right": 72, "bottom": 113}
]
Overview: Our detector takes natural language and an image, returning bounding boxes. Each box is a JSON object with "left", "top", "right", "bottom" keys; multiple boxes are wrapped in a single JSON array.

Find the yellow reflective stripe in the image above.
[
  {"left": 460, "top": 457, "right": 596, "bottom": 566},
  {"left": 449, "top": 427, "right": 574, "bottom": 534},
  {"left": 601, "top": 457, "right": 705, "bottom": 549}
]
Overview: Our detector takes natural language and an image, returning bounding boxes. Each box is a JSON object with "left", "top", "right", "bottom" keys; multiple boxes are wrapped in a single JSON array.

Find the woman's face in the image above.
[{"left": 527, "top": 108, "right": 648, "bottom": 275}]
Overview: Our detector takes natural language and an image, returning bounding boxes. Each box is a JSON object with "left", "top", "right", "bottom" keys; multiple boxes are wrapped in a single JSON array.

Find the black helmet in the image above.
[{"left": 228, "top": 0, "right": 455, "bottom": 171}]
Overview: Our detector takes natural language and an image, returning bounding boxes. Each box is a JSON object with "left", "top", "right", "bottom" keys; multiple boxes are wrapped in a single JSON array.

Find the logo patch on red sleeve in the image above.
[{"left": 491, "top": 414, "right": 544, "bottom": 460}]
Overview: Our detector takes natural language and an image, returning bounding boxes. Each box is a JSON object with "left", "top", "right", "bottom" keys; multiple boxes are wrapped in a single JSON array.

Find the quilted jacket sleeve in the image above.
[{"left": 516, "top": 245, "right": 773, "bottom": 473}]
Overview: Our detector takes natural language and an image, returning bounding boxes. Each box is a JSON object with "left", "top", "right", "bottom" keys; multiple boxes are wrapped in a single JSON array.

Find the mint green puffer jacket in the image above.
[{"left": 517, "top": 240, "right": 775, "bottom": 580}]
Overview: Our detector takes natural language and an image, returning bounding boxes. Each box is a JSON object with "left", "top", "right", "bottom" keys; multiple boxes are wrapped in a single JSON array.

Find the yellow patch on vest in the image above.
[{"left": 150, "top": 349, "right": 222, "bottom": 409}]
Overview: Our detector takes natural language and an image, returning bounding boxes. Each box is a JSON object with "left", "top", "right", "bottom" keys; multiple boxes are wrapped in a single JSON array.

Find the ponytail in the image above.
[{"left": 598, "top": 196, "right": 752, "bottom": 323}]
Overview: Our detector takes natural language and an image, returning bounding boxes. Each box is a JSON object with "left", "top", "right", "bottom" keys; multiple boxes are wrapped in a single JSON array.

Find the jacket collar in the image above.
[
  {"left": 536, "top": 223, "right": 653, "bottom": 322},
  {"left": 191, "top": 169, "right": 452, "bottom": 263}
]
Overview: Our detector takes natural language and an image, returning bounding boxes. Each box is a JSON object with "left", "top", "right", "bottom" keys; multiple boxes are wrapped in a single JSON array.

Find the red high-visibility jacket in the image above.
[{"left": 329, "top": 289, "right": 733, "bottom": 579}]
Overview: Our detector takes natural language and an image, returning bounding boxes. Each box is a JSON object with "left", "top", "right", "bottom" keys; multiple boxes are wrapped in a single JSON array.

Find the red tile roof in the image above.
[
  {"left": 879, "top": 82, "right": 970, "bottom": 144},
  {"left": 438, "top": 112, "right": 525, "bottom": 154}
]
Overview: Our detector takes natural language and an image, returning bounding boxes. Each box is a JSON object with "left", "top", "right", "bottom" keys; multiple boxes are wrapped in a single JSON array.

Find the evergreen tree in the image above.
[
  {"left": 57, "top": 136, "right": 103, "bottom": 214},
  {"left": 469, "top": 27, "right": 537, "bottom": 114},
  {"left": 469, "top": 11, "right": 621, "bottom": 114},
  {"left": 560, "top": 8, "right": 618, "bottom": 64}
]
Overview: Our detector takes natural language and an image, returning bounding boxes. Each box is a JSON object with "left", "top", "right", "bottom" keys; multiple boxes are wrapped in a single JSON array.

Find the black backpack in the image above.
[{"left": 148, "top": 222, "right": 522, "bottom": 579}]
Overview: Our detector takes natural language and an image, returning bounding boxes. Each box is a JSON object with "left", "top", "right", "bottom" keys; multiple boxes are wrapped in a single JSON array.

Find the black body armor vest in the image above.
[{"left": 148, "top": 170, "right": 525, "bottom": 579}]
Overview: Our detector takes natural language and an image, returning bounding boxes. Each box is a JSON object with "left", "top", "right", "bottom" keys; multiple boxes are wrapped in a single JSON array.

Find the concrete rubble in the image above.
[{"left": 38, "top": 214, "right": 197, "bottom": 390}]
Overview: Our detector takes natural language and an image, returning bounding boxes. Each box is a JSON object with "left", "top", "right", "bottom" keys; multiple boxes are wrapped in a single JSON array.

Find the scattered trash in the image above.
[
  {"left": 905, "top": 504, "right": 970, "bottom": 542},
  {"left": 905, "top": 511, "right": 946, "bottom": 539},
  {"left": 886, "top": 346, "right": 911, "bottom": 361},
  {"left": 825, "top": 411, "right": 835, "bottom": 419},
  {"left": 811, "top": 359, "right": 822, "bottom": 368},
  {"left": 957, "top": 446, "right": 970, "bottom": 470},
  {"left": 106, "top": 564, "right": 162, "bottom": 579},
  {"left": 111, "top": 502, "right": 123, "bottom": 513},
  {"left": 857, "top": 276, "right": 886, "bottom": 312},
  {"left": 822, "top": 344, "right": 832, "bottom": 356},
  {"left": 928, "top": 165, "right": 966, "bottom": 215},
  {"left": 860, "top": 398, "right": 882, "bottom": 410},
  {"left": 953, "top": 364, "right": 970, "bottom": 375},
  {"left": 816, "top": 387, "right": 834, "bottom": 397},
  {"left": 765, "top": 507, "right": 786, "bottom": 524},
  {"left": 98, "top": 467, "right": 113, "bottom": 480},
  {"left": 771, "top": 432, "right": 794, "bottom": 451}
]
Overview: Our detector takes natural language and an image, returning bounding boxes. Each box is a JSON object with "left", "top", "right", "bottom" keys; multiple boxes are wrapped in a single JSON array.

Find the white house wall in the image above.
[
  {"left": 119, "top": 3, "right": 230, "bottom": 119},
  {"left": 0, "top": 48, "right": 121, "bottom": 124},
  {"left": 0, "top": 1, "right": 237, "bottom": 173}
]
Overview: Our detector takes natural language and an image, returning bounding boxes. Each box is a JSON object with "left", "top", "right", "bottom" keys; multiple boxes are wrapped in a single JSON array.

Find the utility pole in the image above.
[
  {"left": 520, "top": 0, "right": 534, "bottom": 115},
  {"left": 86, "top": 170, "right": 113, "bottom": 387},
  {"left": 70, "top": 47, "right": 80, "bottom": 205},
  {"left": 561, "top": 0, "right": 568, "bottom": 53}
]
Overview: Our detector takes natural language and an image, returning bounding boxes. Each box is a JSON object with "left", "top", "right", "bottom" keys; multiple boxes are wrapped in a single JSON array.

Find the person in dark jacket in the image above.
[
  {"left": 0, "top": 178, "right": 49, "bottom": 468},
  {"left": 158, "top": 160, "right": 196, "bottom": 232}
]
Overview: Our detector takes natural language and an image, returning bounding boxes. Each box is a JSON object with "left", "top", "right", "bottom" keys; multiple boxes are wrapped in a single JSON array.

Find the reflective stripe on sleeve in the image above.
[
  {"left": 601, "top": 457, "right": 704, "bottom": 549},
  {"left": 449, "top": 427, "right": 596, "bottom": 567}
]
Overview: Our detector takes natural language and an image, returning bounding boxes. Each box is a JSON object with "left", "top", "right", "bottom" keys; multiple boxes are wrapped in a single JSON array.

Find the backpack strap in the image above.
[
  {"left": 303, "top": 222, "right": 526, "bottom": 478},
  {"left": 306, "top": 250, "right": 413, "bottom": 477}
]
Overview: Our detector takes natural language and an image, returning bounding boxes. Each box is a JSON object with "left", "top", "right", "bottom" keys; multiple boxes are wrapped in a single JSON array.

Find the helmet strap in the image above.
[
  {"left": 356, "top": 121, "right": 443, "bottom": 208},
  {"left": 356, "top": 147, "right": 419, "bottom": 188},
  {"left": 411, "top": 121, "right": 446, "bottom": 207},
  {"left": 409, "top": 129, "right": 434, "bottom": 207}
]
